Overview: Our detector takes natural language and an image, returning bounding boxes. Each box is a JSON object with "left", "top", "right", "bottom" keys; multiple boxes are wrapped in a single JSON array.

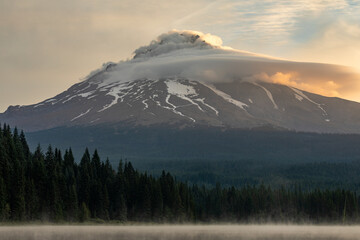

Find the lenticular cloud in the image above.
[{"left": 86, "top": 30, "right": 360, "bottom": 101}]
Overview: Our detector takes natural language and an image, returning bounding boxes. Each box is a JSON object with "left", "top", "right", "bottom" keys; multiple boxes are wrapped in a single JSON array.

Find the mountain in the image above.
[
  {"left": 3, "top": 75, "right": 360, "bottom": 133},
  {"left": 2, "top": 30, "right": 360, "bottom": 134},
  {"left": 1, "top": 30, "right": 360, "bottom": 167}
]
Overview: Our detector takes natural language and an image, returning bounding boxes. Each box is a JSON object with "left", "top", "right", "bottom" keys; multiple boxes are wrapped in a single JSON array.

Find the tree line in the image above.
[{"left": 0, "top": 123, "right": 359, "bottom": 223}]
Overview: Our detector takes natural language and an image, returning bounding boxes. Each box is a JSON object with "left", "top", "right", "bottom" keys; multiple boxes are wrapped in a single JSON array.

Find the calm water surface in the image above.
[{"left": 1, "top": 225, "right": 360, "bottom": 240}]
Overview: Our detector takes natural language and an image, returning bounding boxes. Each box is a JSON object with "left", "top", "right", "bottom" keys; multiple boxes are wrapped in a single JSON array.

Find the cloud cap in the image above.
[
  {"left": 89, "top": 30, "right": 360, "bottom": 103},
  {"left": 133, "top": 30, "right": 223, "bottom": 59}
]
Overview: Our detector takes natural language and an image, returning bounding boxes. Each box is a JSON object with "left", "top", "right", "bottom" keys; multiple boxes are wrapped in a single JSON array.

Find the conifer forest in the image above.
[{"left": 0, "top": 124, "right": 359, "bottom": 223}]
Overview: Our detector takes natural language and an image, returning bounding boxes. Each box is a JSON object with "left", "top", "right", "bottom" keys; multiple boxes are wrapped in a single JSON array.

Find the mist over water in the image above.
[{"left": 1, "top": 225, "right": 360, "bottom": 240}]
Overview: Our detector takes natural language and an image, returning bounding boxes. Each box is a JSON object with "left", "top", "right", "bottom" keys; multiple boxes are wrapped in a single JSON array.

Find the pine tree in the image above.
[
  {"left": 139, "top": 175, "right": 151, "bottom": 220},
  {"left": 124, "top": 162, "right": 137, "bottom": 218},
  {"left": 91, "top": 149, "right": 101, "bottom": 179},
  {"left": 113, "top": 160, "right": 127, "bottom": 221},
  {"left": 151, "top": 181, "right": 163, "bottom": 221},
  {"left": 10, "top": 157, "right": 25, "bottom": 220},
  {"left": 89, "top": 150, "right": 103, "bottom": 218},
  {"left": 19, "top": 131, "right": 30, "bottom": 159},
  {"left": 114, "top": 194, "right": 127, "bottom": 221},
  {"left": 79, "top": 202, "right": 90, "bottom": 222},
  {"left": 44, "top": 145, "right": 57, "bottom": 220},
  {"left": 63, "top": 149, "right": 78, "bottom": 221},
  {"left": 66, "top": 184, "right": 78, "bottom": 221},
  {"left": 0, "top": 177, "right": 6, "bottom": 220},
  {"left": 24, "top": 179, "right": 38, "bottom": 220},
  {"left": 78, "top": 148, "right": 91, "bottom": 208},
  {"left": 102, "top": 186, "right": 110, "bottom": 220},
  {"left": 32, "top": 145, "right": 47, "bottom": 215}
]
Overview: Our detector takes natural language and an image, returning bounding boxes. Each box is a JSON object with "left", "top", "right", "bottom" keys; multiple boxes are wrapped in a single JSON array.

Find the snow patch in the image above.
[
  {"left": 295, "top": 94, "right": 303, "bottom": 101},
  {"left": 33, "top": 103, "right": 45, "bottom": 108},
  {"left": 289, "top": 87, "right": 328, "bottom": 116},
  {"left": 165, "top": 94, "right": 177, "bottom": 109},
  {"left": 252, "top": 82, "right": 278, "bottom": 109},
  {"left": 164, "top": 94, "right": 196, "bottom": 122},
  {"left": 142, "top": 99, "right": 149, "bottom": 110},
  {"left": 195, "top": 98, "right": 219, "bottom": 116},
  {"left": 87, "top": 95, "right": 97, "bottom": 99},
  {"left": 78, "top": 91, "right": 95, "bottom": 98},
  {"left": 62, "top": 95, "right": 77, "bottom": 103},
  {"left": 165, "top": 79, "right": 204, "bottom": 112},
  {"left": 201, "top": 83, "right": 248, "bottom": 110},
  {"left": 98, "top": 82, "right": 135, "bottom": 112},
  {"left": 152, "top": 96, "right": 196, "bottom": 122},
  {"left": 71, "top": 108, "right": 92, "bottom": 121},
  {"left": 62, "top": 90, "right": 96, "bottom": 103},
  {"left": 90, "top": 118, "right": 100, "bottom": 123},
  {"left": 75, "top": 83, "right": 91, "bottom": 93}
]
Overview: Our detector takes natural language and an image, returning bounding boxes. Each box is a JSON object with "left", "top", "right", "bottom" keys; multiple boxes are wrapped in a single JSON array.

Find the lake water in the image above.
[{"left": 1, "top": 225, "right": 360, "bottom": 240}]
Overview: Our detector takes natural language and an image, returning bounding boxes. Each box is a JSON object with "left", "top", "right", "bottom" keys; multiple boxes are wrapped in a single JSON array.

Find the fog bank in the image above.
[{"left": 1, "top": 225, "right": 360, "bottom": 240}]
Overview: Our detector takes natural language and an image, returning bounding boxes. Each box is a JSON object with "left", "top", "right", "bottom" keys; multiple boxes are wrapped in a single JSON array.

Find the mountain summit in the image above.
[{"left": 1, "top": 30, "right": 360, "bottom": 134}]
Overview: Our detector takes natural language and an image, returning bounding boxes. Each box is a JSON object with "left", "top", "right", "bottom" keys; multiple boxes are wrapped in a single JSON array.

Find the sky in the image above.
[{"left": 1, "top": 0, "right": 360, "bottom": 112}]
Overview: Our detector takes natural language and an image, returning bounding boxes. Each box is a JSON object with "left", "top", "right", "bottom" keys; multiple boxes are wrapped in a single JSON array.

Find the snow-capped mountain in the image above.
[
  {"left": 1, "top": 30, "right": 360, "bottom": 134},
  {"left": 3, "top": 76, "right": 360, "bottom": 133}
]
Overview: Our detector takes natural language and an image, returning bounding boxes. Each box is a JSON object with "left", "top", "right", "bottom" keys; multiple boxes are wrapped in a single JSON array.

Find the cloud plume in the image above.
[{"left": 133, "top": 30, "right": 222, "bottom": 59}]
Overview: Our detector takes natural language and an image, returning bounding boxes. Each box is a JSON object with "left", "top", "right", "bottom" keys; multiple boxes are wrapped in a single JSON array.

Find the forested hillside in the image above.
[{"left": 0, "top": 124, "right": 359, "bottom": 223}]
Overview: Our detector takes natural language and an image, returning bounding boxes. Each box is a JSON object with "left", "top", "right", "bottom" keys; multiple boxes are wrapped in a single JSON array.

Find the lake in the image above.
[{"left": 1, "top": 225, "right": 360, "bottom": 240}]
